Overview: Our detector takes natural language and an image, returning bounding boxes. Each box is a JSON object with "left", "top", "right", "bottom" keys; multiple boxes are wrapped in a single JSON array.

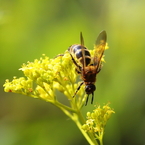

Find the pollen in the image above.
[
  {"left": 82, "top": 103, "right": 115, "bottom": 134},
  {"left": 3, "top": 53, "right": 82, "bottom": 104}
]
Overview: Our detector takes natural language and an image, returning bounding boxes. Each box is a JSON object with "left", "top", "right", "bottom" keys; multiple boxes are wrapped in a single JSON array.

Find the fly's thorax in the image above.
[{"left": 82, "top": 66, "right": 97, "bottom": 83}]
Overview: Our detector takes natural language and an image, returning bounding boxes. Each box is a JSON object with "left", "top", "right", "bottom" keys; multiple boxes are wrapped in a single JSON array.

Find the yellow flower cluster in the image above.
[
  {"left": 3, "top": 53, "right": 84, "bottom": 105},
  {"left": 3, "top": 35, "right": 114, "bottom": 145},
  {"left": 3, "top": 42, "right": 109, "bottom": 106},
  {"left": 82, "top": 103, "right": 115, "bottom": 134}
]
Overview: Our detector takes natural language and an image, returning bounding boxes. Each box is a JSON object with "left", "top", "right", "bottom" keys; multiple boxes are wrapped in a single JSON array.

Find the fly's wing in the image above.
[
  {"left": 93, "top": 30, "right": 107, "bottom": 71},
  {"left": 80, "top": 32, "right": 86, "bottom": 68}
]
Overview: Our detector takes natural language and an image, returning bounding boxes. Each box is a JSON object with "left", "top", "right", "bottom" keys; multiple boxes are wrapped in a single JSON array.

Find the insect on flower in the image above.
[{"left": 68, "top": 31, "right": 107, "bottom": 105}]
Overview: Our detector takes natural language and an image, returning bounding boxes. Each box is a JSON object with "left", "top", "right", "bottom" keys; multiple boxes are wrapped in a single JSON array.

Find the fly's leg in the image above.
[
  {"left": 54, "top": 54, "right": 64, "bottom": 58},
  {"left": 85, "top": 95, "right": 89, "bottom": 106},
  {"left": 73, "top": 81, "right": 84, "bottom": 98},
  {"left": 69, "top": 53, "right": 82, "bottom": 72},
  {"left": 91, "top": 92, "right": 94, "bottom": 104}
]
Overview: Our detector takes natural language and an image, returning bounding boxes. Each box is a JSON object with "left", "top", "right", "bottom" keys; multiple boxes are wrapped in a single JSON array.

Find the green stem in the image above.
[
  {"left": 98, "top": 131, "right": 104, "bottom": 145},
  {"left": 54, "top": 100, "right": 98, "bottom": 145},
  {"left": 72, "top": 113, "right": 98, "bottom": 145},
  {"left": 58, "top": 106, "right": 73, "bottom": 119},
  {"left": 76, "top": 108, "right": 99, "bottom": 144},
  {"left": 55, "top": 101, "right": 77, "bottom": 113}
]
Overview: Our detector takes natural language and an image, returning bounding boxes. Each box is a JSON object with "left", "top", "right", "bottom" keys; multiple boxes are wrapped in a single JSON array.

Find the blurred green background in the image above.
[{"left": 1, "top": 0, "right": 145, "bottom": 145}]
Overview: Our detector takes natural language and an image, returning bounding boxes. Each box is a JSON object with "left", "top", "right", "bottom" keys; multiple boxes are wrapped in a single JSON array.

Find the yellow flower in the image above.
[
  {"left": 3, "top": 41, "right": 109, "bottom": 106},
  {"left": 82, "top": 103, "right": 115, "bottom": 135},
  {"left": 3, "top": 53, "right": 85, "bottom": 105}
]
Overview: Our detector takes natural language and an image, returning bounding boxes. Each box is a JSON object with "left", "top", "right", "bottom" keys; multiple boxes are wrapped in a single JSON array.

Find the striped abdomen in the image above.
[{"left": 68, "top": 44, "right": 91, "bottom": 66}]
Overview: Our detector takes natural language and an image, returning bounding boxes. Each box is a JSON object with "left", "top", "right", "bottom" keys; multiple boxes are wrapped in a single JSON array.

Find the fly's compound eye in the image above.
[{"left": 85, "top": 84, "right": 96, "bottom": 94}]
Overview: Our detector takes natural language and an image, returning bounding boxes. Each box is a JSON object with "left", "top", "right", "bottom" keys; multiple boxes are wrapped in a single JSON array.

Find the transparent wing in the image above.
[
  {"left": 80, "top": 32, "right": 86, "bottom": 68},
  {"left": 93, "top": 30, "right": 107, "bottom": 69}
]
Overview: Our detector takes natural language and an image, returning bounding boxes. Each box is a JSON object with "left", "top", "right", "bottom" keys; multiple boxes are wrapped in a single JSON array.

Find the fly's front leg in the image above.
[
  {"left": 69, "top": 53, "right": 82, "bottom": 73},
  {"left": 54, "top": 54, "right": 64, "bottom": 58},
  {"left": 73, "top": 81, "right": 84, "bottom": 98},
  {"left": 97, "top": 67, "right": 101, "bottom": 73},
  {"left": 97, "top": 63, "right": 103, "bottom": 73}
]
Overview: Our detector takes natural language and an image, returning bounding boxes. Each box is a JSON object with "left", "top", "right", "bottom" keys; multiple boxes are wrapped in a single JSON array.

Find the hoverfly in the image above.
[{"left": 68, "top": 31, "right": 107, "bottom": 105}]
